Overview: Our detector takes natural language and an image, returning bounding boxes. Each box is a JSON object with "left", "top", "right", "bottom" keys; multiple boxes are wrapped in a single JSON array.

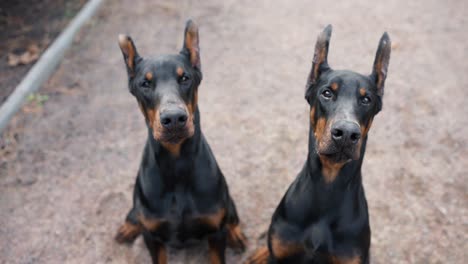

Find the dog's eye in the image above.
[
  {"left": 361, "top": 96, "right": 371, "bottom": 105},
  {"left": 141, "top": 80, "right": 151, "bottom": 88},
  {"left": 321, "top": 89, "right": 333, "bottom": 99},
  {"left": 179, "top": 74, "right": 192, "bottom": 90},
  {"left": 179, "top": 75, "right": 190, "bottom": 83}
]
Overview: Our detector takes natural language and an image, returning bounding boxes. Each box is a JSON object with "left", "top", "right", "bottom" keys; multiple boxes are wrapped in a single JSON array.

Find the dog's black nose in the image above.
[
  {"left": 160, "top": 109, "right": 188, "bottom": 129},
  {"left": 331, "top": 120, "right": 361, "bottom": 146}
]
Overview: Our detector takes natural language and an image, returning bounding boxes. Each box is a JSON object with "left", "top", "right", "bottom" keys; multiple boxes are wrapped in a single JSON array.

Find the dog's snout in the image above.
[
  {"left": 331, "top": 120, "right": 361, "bottom": 146},
  {"left": 160, "top": 109, "right": 188, "bottom": 129}
]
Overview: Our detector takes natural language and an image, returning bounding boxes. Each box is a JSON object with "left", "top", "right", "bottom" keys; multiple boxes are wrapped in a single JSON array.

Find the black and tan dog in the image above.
[
  {"left": 114, "top": 20, "right": 246, "bottom": 264},
  {"left": 246, "top": 25, "right": 391, "bottom": 264}
]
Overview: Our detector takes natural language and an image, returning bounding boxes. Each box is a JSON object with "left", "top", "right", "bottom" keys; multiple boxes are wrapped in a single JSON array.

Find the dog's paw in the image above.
[
  {"left": 115, "top": 221, "right": 141, "bottom": 244},
  {"left": 227, "top": 224, "right": 248, "bottom": 252},
  {"left": 244, "top": 246, "right": 269, "bottom": 264}
]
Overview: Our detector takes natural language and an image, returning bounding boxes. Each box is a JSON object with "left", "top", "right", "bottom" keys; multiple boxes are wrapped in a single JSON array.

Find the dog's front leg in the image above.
[
  {"left": 225, "top": 196, "right": 247, "bottom": 252},
  {"left": 143, "top": 235, "right": 167, "bottom": 264},
  {"left": 208, "top": 228, "right": 227, "bottom": 264},
  {"left": 115, "top": 207, "right": 142, "bottom": 244}
]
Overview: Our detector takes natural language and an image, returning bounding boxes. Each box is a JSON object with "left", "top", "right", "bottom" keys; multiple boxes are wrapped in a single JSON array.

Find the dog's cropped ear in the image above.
[
  {"left": 307, "top": 25, "right": 332, "bottom": 87},
  {"left": 118, "top": 34, "right": 141, "bottom": 77},
  {"left": 305, "top": 25, "right": 332, "bottom": 103},
  {"left": 181, "top": 20, "right": 201, "bottom": 70},
  {"left": 371, "top": 32, "right": 391, "bottom": 97}
]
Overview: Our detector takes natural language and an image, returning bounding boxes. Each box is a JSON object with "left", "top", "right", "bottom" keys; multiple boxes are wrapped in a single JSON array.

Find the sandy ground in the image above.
[{"left": 1, "top": 0, "right": 467, "bottom": 263}]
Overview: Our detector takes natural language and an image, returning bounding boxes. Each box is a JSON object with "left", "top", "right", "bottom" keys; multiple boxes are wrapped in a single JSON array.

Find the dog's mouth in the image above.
[
  {"left": 320, "top": 151, "right": 353, "bottom": 163},
  {"left": 157, "top": 128, "right": 192, "bottom": 144},
  {"left": 317, "top": 145, "right": 359, "bottom": 163}
]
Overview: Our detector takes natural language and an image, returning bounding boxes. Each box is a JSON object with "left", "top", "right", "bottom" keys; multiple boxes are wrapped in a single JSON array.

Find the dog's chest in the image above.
[
  {"left": 140, "top": 186, "right": 224, "bottom": 245},
  {"left": 284, "top": 180, "right": 351, "bottom": 225}
]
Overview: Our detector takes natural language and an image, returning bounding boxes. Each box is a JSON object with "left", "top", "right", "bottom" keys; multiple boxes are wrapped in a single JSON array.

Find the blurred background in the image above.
[{"left": 0, "top": 0, "right": 466, "bottom": 263}]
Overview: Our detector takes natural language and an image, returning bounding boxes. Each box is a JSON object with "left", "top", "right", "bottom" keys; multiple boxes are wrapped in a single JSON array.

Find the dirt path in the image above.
[{"left": 1, "top": 0, "right": 467, "bottom": 263}]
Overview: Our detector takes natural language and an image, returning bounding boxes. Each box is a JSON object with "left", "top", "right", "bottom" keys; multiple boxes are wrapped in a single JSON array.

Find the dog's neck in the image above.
[{"left": 305, "top": 125, "right": 367, "bottom": 186}]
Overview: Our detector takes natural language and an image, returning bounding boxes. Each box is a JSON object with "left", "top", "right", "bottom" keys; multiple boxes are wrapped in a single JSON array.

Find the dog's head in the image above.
[
  {"left": 305, "top": 25, "right": 391, "bottom": 164},
  {"left": 118, "top": 20, "right": 202, "bottom": 146}
]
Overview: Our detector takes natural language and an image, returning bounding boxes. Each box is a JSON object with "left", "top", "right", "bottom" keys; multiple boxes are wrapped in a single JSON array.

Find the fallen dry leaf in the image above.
[{"left": 7, "top": 44, "right": 41, "bottom": 67}]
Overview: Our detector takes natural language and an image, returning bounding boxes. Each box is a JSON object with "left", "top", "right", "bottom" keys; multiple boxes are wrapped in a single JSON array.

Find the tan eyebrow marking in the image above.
[
  {"left": 359, "top": 88, "right": 366, "bottom": 96},
  {"left": 176, "top": 67, "right": 184, "bottom": 76},
  {"left": 145, "top": 72, "right": 153, "bottom": 80},
  {"left": 331, "top": 82, "right": 339, "bottom": 91}
]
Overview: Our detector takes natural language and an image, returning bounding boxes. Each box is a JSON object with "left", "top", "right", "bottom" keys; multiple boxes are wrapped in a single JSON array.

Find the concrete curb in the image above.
[{"left": 0, "top": 0, "right": 104, "bottom": 134}]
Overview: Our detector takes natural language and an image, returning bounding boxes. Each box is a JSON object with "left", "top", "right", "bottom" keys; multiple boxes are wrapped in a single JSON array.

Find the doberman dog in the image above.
[
  {"left": 246, "top": 25, "right": 391, "bottom": 264},
  {"left": 114, "top": 20, "right": 247, "bottom": 264}
]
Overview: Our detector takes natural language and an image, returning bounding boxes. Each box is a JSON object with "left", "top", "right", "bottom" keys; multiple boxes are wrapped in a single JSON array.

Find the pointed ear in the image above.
[
  {"left": 371, "top": 32, "right": 391, "bottom": 97},
  {"left": 118, "top": 34, "right": 140, "bottom": 77},
  {"left": 181, "top": 20, "right": 201, "bottom": 69},
  {"left": 306, "top": 25, "right": 333, "bottom": 88}
]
